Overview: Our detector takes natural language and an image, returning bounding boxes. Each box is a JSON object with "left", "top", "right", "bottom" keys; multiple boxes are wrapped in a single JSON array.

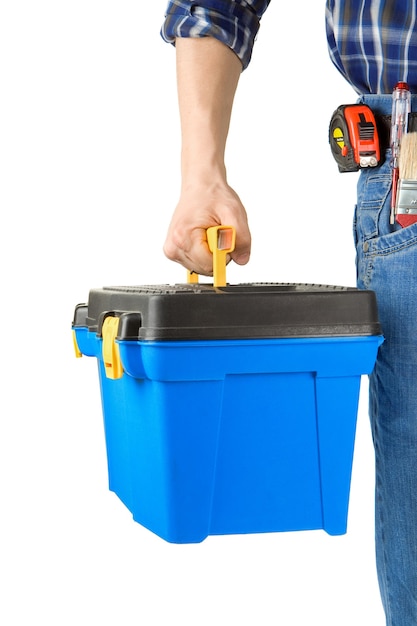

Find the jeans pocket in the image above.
[{"left": 356, "top": 171, "right": 392, "bottom": 241}]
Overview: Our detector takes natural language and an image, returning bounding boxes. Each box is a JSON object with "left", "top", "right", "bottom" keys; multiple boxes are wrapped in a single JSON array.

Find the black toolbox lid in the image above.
[{"left": 73, "top": 282, "right": 382, "bottom": 341}]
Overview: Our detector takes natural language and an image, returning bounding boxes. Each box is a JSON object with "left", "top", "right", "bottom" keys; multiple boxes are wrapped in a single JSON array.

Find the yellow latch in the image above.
[
  {"left": 73, "top": 330, "right": 82, "bottom": 358},
  {"left": 102, "top": 316, "right": 124, "bottom": 380},
  {"left": 186, "top": 225, "right": 236, "bottom": 288}
]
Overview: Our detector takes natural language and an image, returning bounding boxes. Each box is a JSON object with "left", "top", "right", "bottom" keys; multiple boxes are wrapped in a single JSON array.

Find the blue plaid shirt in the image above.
[{"left": 161, "top": 0, "right": 417, "bottom": 94}]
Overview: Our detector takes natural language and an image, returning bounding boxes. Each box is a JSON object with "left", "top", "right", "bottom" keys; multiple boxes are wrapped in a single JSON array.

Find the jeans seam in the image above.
[
  {"left": 364, "top": 234, "right": 417, "bottom": 256},
  {"left": 358, "top": 254, "right": 373, "bottom": 289}
]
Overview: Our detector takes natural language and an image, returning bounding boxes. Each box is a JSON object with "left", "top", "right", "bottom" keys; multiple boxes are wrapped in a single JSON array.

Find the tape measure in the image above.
[{"left": 329, "top": 104, "right": 381, "bottom": 172}]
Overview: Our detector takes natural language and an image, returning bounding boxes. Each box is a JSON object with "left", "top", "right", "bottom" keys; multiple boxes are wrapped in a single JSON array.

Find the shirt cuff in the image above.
[{"left": 161, "top": 0, "right": 266, "bottom": 70}]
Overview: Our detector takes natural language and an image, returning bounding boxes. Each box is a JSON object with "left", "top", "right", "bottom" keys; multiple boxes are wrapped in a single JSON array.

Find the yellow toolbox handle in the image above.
[{"left": 187, "top": 226, "right": 236, "bottom": 288}]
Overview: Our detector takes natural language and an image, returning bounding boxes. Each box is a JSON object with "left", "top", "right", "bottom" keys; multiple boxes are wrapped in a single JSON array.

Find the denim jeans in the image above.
[{"left": 356, "top": 95, "right": 417, "bottom": 625}]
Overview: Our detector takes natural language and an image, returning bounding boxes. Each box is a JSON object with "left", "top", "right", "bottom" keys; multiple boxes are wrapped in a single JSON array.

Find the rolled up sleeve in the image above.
[{"left": 161, "top": 0, "right": 271, "bottom": 70}]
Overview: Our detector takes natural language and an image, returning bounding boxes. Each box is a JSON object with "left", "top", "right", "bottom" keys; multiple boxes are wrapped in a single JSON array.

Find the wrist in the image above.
[
  {"left": 180, "top": 129, "right": 227, "bottom": 183},
  {"left": 181, "top": 159, "right": 227, "bottom": 187}
]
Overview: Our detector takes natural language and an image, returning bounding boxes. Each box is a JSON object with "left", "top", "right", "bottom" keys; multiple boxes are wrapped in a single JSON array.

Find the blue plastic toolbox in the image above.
[{"left": 73, "top": 277, "right": 383, "bottom": 543}]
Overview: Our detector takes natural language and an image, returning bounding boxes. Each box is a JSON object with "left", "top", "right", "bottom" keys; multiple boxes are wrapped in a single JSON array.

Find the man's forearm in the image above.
[
  {"left": 176, "top": 37, "right": 242, "bottom": 185},
  {"left": 163, "top": 36, "right": 251, "bottom": 275}
]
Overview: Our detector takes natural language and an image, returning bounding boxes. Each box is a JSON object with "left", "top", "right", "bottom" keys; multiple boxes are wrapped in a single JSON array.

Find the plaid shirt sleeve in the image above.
[{"left": 161, "top": 0, "right": 271, "bottom": 70}]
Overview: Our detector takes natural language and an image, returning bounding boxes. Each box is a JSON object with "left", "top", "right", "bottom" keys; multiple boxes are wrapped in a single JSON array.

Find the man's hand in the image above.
[{"left": 164, "top": 180, "right": 251, "bottom": 275}]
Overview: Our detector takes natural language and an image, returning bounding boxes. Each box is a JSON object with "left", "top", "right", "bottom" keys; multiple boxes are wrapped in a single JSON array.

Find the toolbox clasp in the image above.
[
  {"left": 73, "top": 330, "right": 82, "bottom": 358},
  {"left": 102, "top": 316, "right": 124, "bottom": 380}
]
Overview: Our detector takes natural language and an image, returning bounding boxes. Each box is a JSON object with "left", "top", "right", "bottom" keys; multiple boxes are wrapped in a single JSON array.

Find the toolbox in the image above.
[{"left": 72, "top": 227, "right": 383, "bottom": 543}]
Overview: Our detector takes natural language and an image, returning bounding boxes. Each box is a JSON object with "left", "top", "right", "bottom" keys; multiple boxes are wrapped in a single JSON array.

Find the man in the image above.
[{"left": 161, "top": 2, "right": 417, "bottom": 624}]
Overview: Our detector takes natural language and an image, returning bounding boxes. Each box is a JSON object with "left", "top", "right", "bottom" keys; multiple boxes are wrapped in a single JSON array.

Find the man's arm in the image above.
[{"left": 163, "top": 37, "right": 251, "bottom": 275}]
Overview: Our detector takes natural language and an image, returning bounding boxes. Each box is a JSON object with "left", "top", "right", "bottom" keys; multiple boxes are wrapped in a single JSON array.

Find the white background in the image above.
[{"left": 1, "top": 1, "right": 385, "bottom": 624}]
